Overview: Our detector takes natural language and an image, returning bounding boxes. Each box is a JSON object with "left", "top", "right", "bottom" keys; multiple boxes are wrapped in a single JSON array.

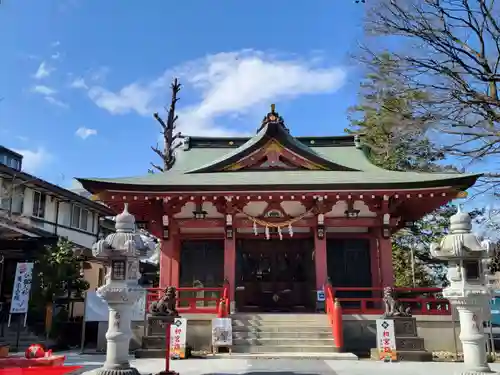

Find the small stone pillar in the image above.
[
  {"left": 430, "top": 207, "right": 495, "bottom": 374},
  {"left": 92, "top": 204, "right": 152, "bottom": 375}
]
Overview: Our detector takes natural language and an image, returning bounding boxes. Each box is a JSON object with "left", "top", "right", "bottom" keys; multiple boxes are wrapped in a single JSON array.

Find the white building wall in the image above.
[{"left": 3, "top": 184, "right": 102, "bottom": 249}]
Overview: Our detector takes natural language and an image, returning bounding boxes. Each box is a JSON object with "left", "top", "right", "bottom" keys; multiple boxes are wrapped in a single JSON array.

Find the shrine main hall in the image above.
[{"left": 78, "top": 106, "right": 479, "bottom": 313}]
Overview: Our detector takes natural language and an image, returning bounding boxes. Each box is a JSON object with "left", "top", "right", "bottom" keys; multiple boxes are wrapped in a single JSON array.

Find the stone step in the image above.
[
  {"left": 219, "top": 352, "right": 358, "bottom": 360},
  {"left": 233, "top": 338, "right": 334, "bottom": 346},
  {"left": 231, "top": 314, "right": 328, "bottom": 322},
  {"left": 232, "top": 313, "right": 326, "bottom": 319},
  {"left": 233, "top": 331, "right": 332, "bottom": 339},
  {"left": 232, "top": 321, "right": 329, "bottom": 327},
  {"left": 141, "top": 336, "right": 167, "bottom": 349},
  {"left": 231, "top": 345, "right": 339, "bottom": 353},
  {"left": 135, "top": 349, "right": 169, "bottom": 359},
  {"left": 232, "top": 325, "right": 330, "bottom": 333}
]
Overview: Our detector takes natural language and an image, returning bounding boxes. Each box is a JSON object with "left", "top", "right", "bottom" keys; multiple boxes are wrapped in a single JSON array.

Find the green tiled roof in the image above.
[
  {"left": 186, "top": 121, "right": 360, "bottom": 173},
  {"left": 76, "top": 135, "right": 481, "bottom": 193}
]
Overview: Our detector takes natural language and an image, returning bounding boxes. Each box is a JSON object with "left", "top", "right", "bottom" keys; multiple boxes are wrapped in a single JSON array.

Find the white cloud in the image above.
[
  {"left": 51, "top": 52, "right": 61, "bottom": 60},
  {"left": 88, "top": 83, "right": 155, "bottom": 116},
  {"left": 82, "top": 50, "right": 347, "bottom": 136},
  {"left": 33, "top": 61, "right": 53, "bottom": 80},
  {"left": 75, "top": 127, "right": 97, "bottom": 139},
  {"left": 12, "top": 148, "right": 52, "bottom": 174},
  {"left": 70, "top": 77, "right": 88, "bottom": 89},
  {"left": 45, "top": 96, "right": 68, "bottom": 108},
  {"left": 30, "top": 85, "right": 68, "bottom": 108},
  {"left": 31, "top": 85, "right": 57, "bottom": 95},
  {"left": 51, "top": 41, "right": 60, "bottom": 48}
]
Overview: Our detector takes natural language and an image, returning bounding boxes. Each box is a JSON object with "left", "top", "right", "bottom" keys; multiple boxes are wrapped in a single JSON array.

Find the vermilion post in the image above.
[
  {"left": 165, "top": 322, "right": 171, "bottom": 372},
  {"left": 332, "top": 298, "right": 344, "bottom": 351}
]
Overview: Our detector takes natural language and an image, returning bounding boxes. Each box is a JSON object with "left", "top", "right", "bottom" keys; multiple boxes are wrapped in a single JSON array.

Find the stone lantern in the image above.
[
  {"left": 430, "top": 207, "right": 495, "bottom": 374},
  {"left": 92, "top": 203, "right": 152, "bottom": 375}
]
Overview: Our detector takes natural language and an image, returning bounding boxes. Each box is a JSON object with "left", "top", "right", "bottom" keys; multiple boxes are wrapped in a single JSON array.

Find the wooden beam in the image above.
[{"left": 174, "top": 216, "right": 398, "bottom": 229}]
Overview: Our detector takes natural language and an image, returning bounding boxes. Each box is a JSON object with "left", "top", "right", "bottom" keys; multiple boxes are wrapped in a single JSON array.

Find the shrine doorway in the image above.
[
  {"left": 326, "top": 238, "right": 372, "bottom": 308},
  {"left": 235, "top": 238, "right": 315, "bottom": 312}
]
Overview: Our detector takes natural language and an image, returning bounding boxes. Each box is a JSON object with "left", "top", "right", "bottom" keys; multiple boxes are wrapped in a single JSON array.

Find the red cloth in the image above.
[
  {"left": 0, "top": 365, "right": 81, "bottom": 375},
  {"left": 0, "top": 355, "right": 66, "bottom": 368}
]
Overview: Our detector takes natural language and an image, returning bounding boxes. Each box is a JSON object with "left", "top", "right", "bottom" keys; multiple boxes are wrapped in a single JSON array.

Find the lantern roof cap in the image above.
[
  {"left": 115, "top": 203, "right": 135, "bottom": 233},
  {"left": 450, "top": 205, "right": 472, "bottom": 233}
]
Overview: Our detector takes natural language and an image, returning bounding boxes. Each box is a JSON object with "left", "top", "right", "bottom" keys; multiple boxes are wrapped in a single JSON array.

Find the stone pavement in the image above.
[{"left": 61, "top": 352, "right": 500, "bottom": 375}]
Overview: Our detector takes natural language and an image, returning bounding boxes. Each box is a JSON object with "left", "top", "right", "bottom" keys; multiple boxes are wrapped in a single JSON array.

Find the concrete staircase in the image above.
[
  {"left": 231, "top": 313, "right": 343, "bottom": 356},
  {"left": 0, "top": 326, "right": 48, "bottom": 351}
]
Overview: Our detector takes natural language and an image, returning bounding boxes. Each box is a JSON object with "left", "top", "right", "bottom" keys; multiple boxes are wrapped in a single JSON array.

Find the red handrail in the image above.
[
  {"left": 325, "top": 283, "right": 343, "bottom": 351},
  {"left": 331, "top": 287, "right": 450, "bottom": 315}
]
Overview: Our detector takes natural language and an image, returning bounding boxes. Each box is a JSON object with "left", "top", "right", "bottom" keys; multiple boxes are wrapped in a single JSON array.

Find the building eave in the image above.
[
  {"left": 77, "top": 173, "right": 480, "bottom": 195},
  {"left": 0, "top": 164, "right": 114, "bottom": 216}
]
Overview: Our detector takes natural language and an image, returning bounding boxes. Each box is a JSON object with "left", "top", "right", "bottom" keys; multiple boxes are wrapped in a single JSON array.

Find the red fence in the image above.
[
  {"left": 146, "top": 284, "right": 230, "bottom": 316},
  {"left": 145, "top": 285, "right": 448, "bottom": 316},
  {"left": 330, "top": 287, "right": 450, "bottom": 315}
]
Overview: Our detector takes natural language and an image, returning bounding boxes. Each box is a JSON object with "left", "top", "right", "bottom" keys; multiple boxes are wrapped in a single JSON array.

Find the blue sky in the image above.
[{"left": 0, "top": 0, "right": 367, "bottom": 186}]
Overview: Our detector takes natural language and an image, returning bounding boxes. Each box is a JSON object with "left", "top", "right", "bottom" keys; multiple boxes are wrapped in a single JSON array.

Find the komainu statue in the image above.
[
  {"left": 383, "top": 286, "right": 412, "bottom": 317},
  {"left": 149, "top": 286, "right": 179, "bottom": 317}
]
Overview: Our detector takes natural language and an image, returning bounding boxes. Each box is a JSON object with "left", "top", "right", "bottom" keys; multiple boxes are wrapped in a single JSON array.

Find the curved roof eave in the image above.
[{"left": 76, "top": 173, "right": 481, "bottom": 195}]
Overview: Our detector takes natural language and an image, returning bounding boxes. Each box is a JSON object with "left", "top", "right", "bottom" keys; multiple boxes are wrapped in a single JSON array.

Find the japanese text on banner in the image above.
[
  {"left": 375, "top": 319, "right": 397, "bottom": 361},
  {"left": 10, "top": 263, "right": 34, "bottom": 314},
  {"left": 170, "top": 318, "right": 187, "bottom": 359}
]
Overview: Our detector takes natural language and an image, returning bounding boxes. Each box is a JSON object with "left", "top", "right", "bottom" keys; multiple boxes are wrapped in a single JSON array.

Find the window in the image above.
[
  {"left": 98, "top": 268, "right": 105, "bottom": 287},
  {"left": 9, "top": 158, "right": 20, "bottom": 171},
  {"left": 32, "top": 191, "right": 46, "bottom": 218},
  {"left": 71, "top": 204, "right": 89, "bottom": 231},
  {"left": 81, "top": 208, "right": 88, "bottom": 231}
]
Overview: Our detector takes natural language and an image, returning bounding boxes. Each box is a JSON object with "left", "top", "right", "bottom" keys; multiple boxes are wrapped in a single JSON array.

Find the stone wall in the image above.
[
  {"left": 343, "top": 314, "right": 461, "bottom": 356},
  {"left": 94, "top": 313, "right": 461, "bottom": 355},
  {"left": 96, "top": 314, "right": 215, "bottom": 352}
]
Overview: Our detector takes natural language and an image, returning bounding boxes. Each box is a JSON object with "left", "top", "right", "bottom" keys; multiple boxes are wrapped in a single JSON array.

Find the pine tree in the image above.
[{"left": 348, "top": 53, "right": 455, "bottom": 287}]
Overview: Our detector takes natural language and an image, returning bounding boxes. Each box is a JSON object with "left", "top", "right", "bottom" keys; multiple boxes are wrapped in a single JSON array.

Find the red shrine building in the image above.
[{"left": 78, "top": 106, "right": 480, "bottom": 313}]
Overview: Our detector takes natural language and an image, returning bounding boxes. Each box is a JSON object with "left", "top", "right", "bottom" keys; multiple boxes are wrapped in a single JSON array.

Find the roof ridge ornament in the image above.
[{"left": 258, "top": 103, "right": 289, "bottom": 133}]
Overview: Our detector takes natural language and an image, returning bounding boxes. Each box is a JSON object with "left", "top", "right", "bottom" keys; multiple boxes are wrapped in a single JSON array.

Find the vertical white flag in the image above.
[{"left": 10, "top": 262, "right": 34, "bottom": 314}]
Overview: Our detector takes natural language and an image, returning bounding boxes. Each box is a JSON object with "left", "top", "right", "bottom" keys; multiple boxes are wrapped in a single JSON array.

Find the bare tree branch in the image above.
[
  {"left": 361, "top": 0, "right": 500, "bottom": 185},
  {"left": 150, "top": 78, "right": 183, "bottom": 173}
]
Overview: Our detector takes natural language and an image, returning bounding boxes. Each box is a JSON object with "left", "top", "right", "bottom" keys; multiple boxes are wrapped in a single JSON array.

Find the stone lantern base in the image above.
[{"left": 95, "top": 366, "right": 143, "bottom": 375}]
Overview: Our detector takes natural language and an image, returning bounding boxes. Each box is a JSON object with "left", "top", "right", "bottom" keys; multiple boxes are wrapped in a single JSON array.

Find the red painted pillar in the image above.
[
  {"left": 159, "top": 220, "right": 180, "bottom": 289},
  {"left": 159, "top": 239, "right": 173, "bottom": 288},
  {"left": 378, "top": 231, "right": 394, "bottom": 287},
  {"left": 314, "top": 228, "right": 328, "bottom": 290},
  {"left": 148, "top": 204, "right": 170, "bottom": 288},
  {"left": 224, "top": 229, "right": 236, "bottom": 305}
]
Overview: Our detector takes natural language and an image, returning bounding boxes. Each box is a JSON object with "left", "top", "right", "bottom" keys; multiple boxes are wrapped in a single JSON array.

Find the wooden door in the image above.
[
  {"left": 326, "top": 238, "right": 372, "bottom": 304},
  {"left": 235, "top": 239, "right": 314, "bottom": 312}
]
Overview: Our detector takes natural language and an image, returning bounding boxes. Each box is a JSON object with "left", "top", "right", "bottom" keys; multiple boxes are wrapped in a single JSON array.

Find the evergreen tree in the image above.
[
  {"left": 32, "top": 237, "right": 90, "bottom": 306},
  {"left": 348, "top": 53, "right": 456, "bottom": 287}
]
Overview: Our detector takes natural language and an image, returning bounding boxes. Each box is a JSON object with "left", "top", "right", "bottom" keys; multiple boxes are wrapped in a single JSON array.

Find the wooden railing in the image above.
[
  {"left": 146, "top": 282, "right": 231, "bottom": 316},
  {"left": 330, "top": 287, "right": 450, "bottom": 315}
]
